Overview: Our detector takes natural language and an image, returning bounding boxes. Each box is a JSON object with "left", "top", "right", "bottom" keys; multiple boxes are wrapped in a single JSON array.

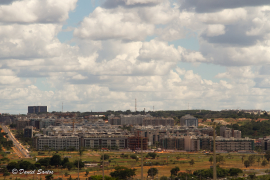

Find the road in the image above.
[{"left": 2, "top": 125, "right": 31, "bottom": 158}]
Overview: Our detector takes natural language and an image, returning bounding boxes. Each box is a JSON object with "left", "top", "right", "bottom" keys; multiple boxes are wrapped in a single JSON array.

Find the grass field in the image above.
[{"left": 1, "top": 150, "right": 269, "bottom": 179}]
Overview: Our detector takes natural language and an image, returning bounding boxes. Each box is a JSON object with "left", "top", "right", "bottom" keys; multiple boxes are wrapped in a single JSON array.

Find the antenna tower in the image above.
[
  {"left": 62, "top": 102, "right": 63, "bottom": 112},
  {"left": 135, "top": 99, "right": 137, "bottom": 112},
  {"left": 153, "top": 106, "right": 154, "bottom": 112}
]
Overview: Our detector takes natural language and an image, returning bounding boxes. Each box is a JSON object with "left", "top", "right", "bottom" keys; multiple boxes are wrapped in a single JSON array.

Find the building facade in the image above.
[
  {"left": 80, "top": 135, "right": 129, "bottom": 149},
  {"left": 142, "top": 117, "right": 174, "bottom": 126},
  {"left": 212, "top": 138, "right": 254, "bottom": 152},
  {"left": 108, "top": 114, "right": 174, "bottom": 126},
  {"left": 180, "top": 114, "right": 198, "bottom": 127},
  {"left": 220, "top": 126, "right": 241, "bottom": 138},
  {"left": 24, "top": 126, "right": 33, "bottom": 138},
  {"left": 28, "top": 106, "right": 48, "bottom": 114},
  {"left": 17, "top": 120, "right": 30, "bottom": 130},
  {"left": 34, "top": 135, "right": 80, "bottom": 150}
]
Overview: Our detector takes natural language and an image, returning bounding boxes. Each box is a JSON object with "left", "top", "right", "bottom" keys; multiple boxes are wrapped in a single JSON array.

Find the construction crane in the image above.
[{"left": 72, "top": 118, "right": 83, "bottom": 133}]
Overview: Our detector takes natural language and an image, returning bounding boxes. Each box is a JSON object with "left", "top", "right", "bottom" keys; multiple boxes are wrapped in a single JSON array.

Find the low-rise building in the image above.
[
  {"left": 212, "top": 137, "right": 254, "bottom": 152},
  {"left": 80, "top": 135, "right": 129, "bottom": 149},
  {"left": 180, "top": 114, "right": 198, "bottom": 127},
  {"left": 33, "top": 135, "right": 80, "bottom": 150}
]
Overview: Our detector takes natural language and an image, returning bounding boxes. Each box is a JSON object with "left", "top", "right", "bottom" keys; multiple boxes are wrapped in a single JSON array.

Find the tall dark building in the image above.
[
  {"left": 24, "top": 126, "right": 33, "bottom": 138},
  {"left": 28, "top": 106, "right": 47, "bottom": 114}
]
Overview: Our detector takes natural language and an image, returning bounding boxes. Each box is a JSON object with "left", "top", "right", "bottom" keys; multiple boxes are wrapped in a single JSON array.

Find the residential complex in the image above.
[
  {"left": 220, "top": 126, "right": 241, "bottom": 138},
  {"left": 0, "top": 111, "right": 255, "bottom": 153},
  {"left": 108, "top": 114, "right": 174, "bottom": 126}
]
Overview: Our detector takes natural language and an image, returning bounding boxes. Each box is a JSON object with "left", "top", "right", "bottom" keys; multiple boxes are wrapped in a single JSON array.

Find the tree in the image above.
[
  {"left": 202, "top": 117, "right": 207, "bottom": 122},
  {"left": 50, "top": 154, "right": 62, "bottom": 167},
  {"left": 100, "top": 154, "right": 110, "bottom": 161},
  {"left": 110, "top": 166, "right": 136, "bottom": 180},
  {"left": 2, "top": 168, "right": 10, "bottom": 180},
  {"left": 38, "top": 158, "right": 50, "bottom": 167},
  {"left": 3, "top": 171, "right": 10, "bottom": 180},
  {"left": 176, "top": 156, "right": 180, "bottom": 160},
  {"left": 18, "top": 161, "right": 33, "bottom": 171},
  {"left": 45, "top": 174, "right": 53, "bottom": 180},
  {"left": 147, "top": 168, "right": 158, "bottom": 178},
  {"left": 64, "top": 172, "right": 70, "bottom": 177},
  {"left": 244, "top": 160, "right": 250, "bottom": 168},
  {"left": 146, "top": 152, "right": 157, "bottom": 159},
  {"left": 73, "top": 160, "right": 84, "bottom": 169},
  {"left": 248, "top": 174, "right": 256, "bottom": 180},
  {"left": 211, "top": 119, "right": 214, "bottom": 122},
  {"left": 130, "top": 154, "right": 137, "bottom": 160},
  {"left": 170, "top": 166, "right": 180, "bottom": 176},
  {"left": 189, "top": 159, "right": 195, "bottom": 166},
  {"left": 85, "top": 170, "right": 89, "bottom": 176},
  {"left": 120, "top": 154, "right": 129, "bottom": 158},
  {"left": 262, "top": 159, "right": 268, "bottom": 167},
  {"left": 35, "top": 162, "right": 41, "bottom": 169},
  {"left": 65, "top": 162, "right": 74, "bottom": 171},
  {"left": 61, "top": 157, "right": 69, "bottom": 166},
  {"left": 229, "top": 168, "right": 243, "bottom": 176},
  {"left": 7, "top": 162, "right": 19, "bottom": 171},
  {"left": 209, "top": 156, "right": 213, "bottom": 164}
]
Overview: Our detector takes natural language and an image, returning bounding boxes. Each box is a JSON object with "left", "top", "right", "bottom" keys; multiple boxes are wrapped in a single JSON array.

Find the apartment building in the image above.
[
  {"left": 108, "top": 114, "right": 174, "bottom": 126},
  {"left": 220, "top": 126, "right": 241, "bottom": 138},
  {"left": 159, "top": 135, "right": 200, "bottom": 151},
  {"left": 142, "top": 117, "right": 174, "bottom": 126},
  {"left": 24, "top": 126, "right": 33, "bottom": 138},
  {"left": 211, "top": 137, "right": 254, "bottom": 152},
  {"left": 33, "top": 135, "right": 80, "bottom": 150},
  {"left": 28, "top": 106, "right": 48, "bottom": 114},
  {"left": 80, "top": 135, "right": 129, "bottom": 149},
  {"left": 159, "top": 136, "right": 185, "bottom": 150},
  {"left": 28, "top": 106, "right": 47, "bottom": 114}
]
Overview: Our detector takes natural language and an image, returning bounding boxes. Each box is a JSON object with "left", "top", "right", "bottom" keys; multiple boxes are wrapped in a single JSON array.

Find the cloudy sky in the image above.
[{"left": 1, "top": 0, "right": 270, "bottom": 114}]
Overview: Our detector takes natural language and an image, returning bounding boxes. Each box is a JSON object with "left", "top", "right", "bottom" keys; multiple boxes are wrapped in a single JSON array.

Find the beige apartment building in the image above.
[{"left": 33, "top": 135, "right": 80, "bottom": 150}]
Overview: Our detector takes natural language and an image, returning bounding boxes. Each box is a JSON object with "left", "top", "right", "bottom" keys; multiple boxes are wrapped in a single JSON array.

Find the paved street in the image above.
[{"left": 2, "top": 125, "right": 30, "bottom": 158}]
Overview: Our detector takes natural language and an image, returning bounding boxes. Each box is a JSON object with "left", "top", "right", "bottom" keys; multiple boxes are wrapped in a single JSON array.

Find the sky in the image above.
[{"left": 1, "top": 0, "right": 270, "bottom": 114}]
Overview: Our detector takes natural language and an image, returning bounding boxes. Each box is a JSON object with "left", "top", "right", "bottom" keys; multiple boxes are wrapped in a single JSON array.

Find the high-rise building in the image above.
[
  {"left": 24, "top": 126, "right": 33, "bottom": 138},
  {"left": 28, "top": 106, "right": 47, "bottom": 114}
]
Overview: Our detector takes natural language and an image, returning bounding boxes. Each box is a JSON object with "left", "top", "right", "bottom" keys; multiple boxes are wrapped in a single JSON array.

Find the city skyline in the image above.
[{"left": 1, "top": 0, "right": 270, "bottom": 114}]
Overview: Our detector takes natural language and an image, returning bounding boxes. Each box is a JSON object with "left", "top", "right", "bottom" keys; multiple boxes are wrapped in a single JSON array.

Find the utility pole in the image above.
[
  {"left": 141, "top": 133, "right": 144, "bottom": 180},
  {"left": 103, "top": 149, "right": 105, "bottom": 180},
  {"left": 213, "top": 122, "right": 217, "bottom": 180},
  {"left": 78, "top": 157, "right": 79, "bottom": 180}
]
